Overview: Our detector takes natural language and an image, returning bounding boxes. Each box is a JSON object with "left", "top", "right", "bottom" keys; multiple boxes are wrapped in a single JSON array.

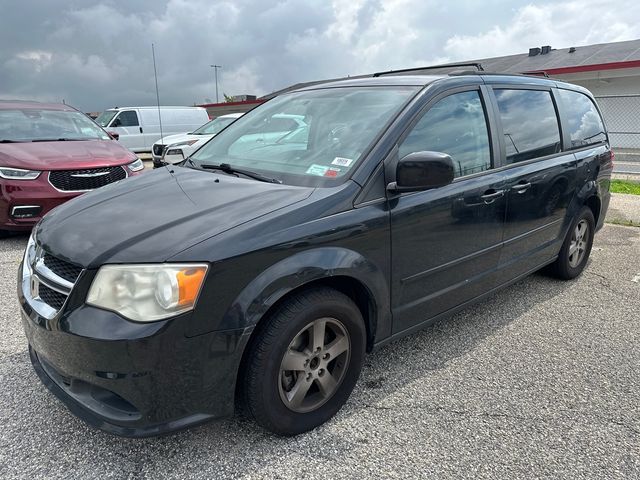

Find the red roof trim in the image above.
[
  {"left": 197, "top": 99, "right": 264, "bottom": 108},
  {"left": 523, "top": 59, "right": 640, "bottom": 75}
]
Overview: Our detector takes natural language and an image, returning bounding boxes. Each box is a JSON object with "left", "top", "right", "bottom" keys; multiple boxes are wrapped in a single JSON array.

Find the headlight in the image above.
[
  {"left": 170, "top": 140, "right": 198, "bottom": 147},
  {"left": 127, "top": 158, "right": 145, "bottom": 172},
  {"left": 87, "top": 264, "right": 208, "bottom": 322},
  {"left": 0, "top": 167, "right": 41, "bottom": 180},
  {"left": 23, "top": 231, "right": 37, "bottom": 269},
  {"left": 164, "top": 148, "right": 184, "bottom": 158}
]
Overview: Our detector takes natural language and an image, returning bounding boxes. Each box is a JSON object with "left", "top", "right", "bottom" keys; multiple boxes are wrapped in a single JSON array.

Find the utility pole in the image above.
[{"left": 210, "top": 64, "right": 222, "bottom": 103}]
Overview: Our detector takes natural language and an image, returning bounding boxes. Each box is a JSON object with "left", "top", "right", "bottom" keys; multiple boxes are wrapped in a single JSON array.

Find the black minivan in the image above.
[{"left": 19, "top": 71, "right": 612, "bottom": 437}]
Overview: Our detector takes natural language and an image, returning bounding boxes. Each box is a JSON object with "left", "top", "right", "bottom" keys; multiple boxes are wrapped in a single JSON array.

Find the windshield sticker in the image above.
[
  {"left": 324, "top": 168, "right": 340, "bottom": 178},
  {"left": 332, "top": 157, "right": 353, "bottom": 167},
  {"left": 306, "top": 164, "right": 330, "bottom": 176}
]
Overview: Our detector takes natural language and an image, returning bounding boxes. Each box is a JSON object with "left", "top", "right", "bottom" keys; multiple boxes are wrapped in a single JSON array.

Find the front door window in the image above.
[
  {"left": 112, "top": 110, "right": 139, "bottom": 128},
  {"left": 399, "top": 90, "right": 491, "bottom": 178}
]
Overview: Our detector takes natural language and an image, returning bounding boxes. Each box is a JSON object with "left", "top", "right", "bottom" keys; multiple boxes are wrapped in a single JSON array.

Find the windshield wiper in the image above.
[
  {"left": 0, "top": 139, "right": 25, "bottom": 143},
  {"left": 199, "top": 163, "right": 282, "bottom": 184}
]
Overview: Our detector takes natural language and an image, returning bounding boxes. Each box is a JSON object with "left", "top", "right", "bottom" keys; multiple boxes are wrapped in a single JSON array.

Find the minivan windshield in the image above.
[
  {"left": 188, "top": 86, "right": 419, "bottom": 186},
  {"left": 95, "top": 110, "right": 118, "bottom": 127},
  {"left": 0, "top": 109, "right": 111, "bottom": 142},
  {"left": 192, "top": 116, "right": 238, "bottom": 135}
]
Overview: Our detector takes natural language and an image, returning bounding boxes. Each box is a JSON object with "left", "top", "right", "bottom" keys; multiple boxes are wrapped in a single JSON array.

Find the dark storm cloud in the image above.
[{"left": 0, "top": 0, "right": 638, "bottom": 112}]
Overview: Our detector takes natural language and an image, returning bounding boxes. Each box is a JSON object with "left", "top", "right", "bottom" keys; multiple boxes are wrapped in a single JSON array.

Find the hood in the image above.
[
  {"left": 155, "top": 133, "right": 212, "bottom": 146},
  {"left": 35, "top": 167, "right": 314, "bottom": 267},
  {"left": 0, "top": 139, "right": 137, "bottom": 171}
]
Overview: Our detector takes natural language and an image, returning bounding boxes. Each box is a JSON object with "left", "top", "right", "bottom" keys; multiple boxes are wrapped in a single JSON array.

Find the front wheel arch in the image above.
[
  {"left": 234, "top": 277, "right": 376, "bottom": 413},
  {"left": 240, "top": 286, "right": 367, "bottom": 434}
]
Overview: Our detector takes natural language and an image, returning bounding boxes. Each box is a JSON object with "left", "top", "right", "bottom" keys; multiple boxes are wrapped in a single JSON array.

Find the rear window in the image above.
[
  {"left": 494, "top": 89, "right": 561, "bottom": 163},
  {"left": 557, "top": 89, "right": 607, "bottom": 148}
]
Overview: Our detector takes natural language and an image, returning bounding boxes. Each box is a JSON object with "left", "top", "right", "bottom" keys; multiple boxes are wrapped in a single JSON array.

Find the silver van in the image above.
[{"left": 95, "top": 106, "right": 210, "bottom": 153}]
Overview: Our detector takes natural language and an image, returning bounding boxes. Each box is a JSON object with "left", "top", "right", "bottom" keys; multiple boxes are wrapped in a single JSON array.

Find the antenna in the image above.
[{"left": 152, "top": 43, "right": 164, "bottom": 142}]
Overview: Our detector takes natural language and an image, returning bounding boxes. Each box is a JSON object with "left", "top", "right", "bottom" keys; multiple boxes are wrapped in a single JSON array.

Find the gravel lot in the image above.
[{"left": 0, "top": 225, "right": 638, "bottom": 479}]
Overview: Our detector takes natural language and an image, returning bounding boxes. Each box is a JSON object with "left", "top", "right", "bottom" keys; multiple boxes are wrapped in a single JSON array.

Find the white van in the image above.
[{"left": 95, "top": 106, "right": 210, "bottom": 153}]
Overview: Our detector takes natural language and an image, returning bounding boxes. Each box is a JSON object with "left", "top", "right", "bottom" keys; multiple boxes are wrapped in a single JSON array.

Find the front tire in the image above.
[
  {"left": 549, "top": 206, "right": 595, "bottom": 280},
  {"left": 243, "top": 287, "right": 366, "bottom": 435}
]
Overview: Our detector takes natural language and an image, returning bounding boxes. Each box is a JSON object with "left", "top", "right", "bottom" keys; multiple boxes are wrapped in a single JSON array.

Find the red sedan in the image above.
[{"left": 0, "top": 101, "right": 145, "bottom": 236}]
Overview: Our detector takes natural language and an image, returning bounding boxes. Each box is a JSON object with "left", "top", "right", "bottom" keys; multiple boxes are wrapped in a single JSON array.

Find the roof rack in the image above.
[
  {"left": 448, "top": 71, "right": 554, "bottom": 80},
  {"left": 373, "top": 62, "right": 484, "bottom": 77},
  {"left": 521, "top": 70, "right": 550, "bottom": 78}
]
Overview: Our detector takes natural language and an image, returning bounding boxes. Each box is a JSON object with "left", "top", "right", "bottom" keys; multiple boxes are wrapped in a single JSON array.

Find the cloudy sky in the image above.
[{"left": 1, "top": 0, "right": 639, "bottom": 112}]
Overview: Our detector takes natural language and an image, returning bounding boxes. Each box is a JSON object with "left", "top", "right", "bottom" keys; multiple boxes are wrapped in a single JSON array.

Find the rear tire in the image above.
[
  {"left": 242, "top": 287, "right": 366, "bottom": 436},
  {"left": 549, "top": 206, "right": 595, "bottom": 280}
]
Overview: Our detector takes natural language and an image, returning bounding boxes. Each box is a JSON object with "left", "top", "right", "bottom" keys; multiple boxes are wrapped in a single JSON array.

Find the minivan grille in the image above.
[
  {"left": 43, "top": 253, "right": 83, "bottom": 283},
  {"left": 153, "top": 144, "right": 165, "bottom": 156},
  {"left": 25, "top": 245, "right": 84, "bottom": 318},
  {"left": 38, "top": 284, "right": 67, "bottom": 310},
  {"left": 49, "top": 167, "right": 127, "bottom": 192}
]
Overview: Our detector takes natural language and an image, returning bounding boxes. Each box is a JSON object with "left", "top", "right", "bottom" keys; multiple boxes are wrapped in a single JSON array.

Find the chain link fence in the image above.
[{"left": 594, "top": 94, "right": 640, "bottom": 159}]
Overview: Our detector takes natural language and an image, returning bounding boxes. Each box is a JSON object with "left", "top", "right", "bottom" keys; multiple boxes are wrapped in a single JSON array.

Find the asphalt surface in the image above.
[{"left": 0, "top": 225, "right": 638, "bottom": 479}]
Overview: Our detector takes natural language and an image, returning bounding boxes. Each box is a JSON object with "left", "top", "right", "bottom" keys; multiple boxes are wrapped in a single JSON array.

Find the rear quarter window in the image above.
[{"left": 557, "top": 89, "right": 607, "bottom": 148}]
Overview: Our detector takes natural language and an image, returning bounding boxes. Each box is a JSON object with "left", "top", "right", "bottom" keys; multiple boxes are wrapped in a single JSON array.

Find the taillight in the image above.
[{"left": 609, "top": 149, "right": 615, "bottom": 167}]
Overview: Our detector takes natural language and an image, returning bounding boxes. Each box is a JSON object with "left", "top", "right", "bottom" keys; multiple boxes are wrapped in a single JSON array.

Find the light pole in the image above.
[{"left": 210, "top": 64, "right": 222, "bottom": 103}]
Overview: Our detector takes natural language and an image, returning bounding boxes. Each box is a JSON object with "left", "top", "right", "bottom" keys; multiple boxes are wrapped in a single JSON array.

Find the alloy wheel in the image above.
[
  {"left": 568, "top": 219, "right": 589, "bottom": 268},
  {"left": 278, "top": 317, "right": 351, "bottom": 413}
]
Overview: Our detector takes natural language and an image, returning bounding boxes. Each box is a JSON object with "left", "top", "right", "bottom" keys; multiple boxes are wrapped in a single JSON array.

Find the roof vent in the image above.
[
  {"left": 529, "top": 47, "right": 541, "bottom": 56},
  {"left": 569, "top": 47, "right": 576, "bottom": 53},
  {"left": 541, "top": 45, "right": 552, "bottom": 54}
]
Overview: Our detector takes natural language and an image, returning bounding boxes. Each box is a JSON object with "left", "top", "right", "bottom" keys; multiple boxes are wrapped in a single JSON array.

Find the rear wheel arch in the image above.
[{"left": 584, "top": 195, "right": 601, "bottom": 226}]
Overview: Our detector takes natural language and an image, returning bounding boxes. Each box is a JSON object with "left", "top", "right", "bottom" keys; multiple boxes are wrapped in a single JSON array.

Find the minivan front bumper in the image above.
[{"left": 19, "top": 261, "right": 251, "bottom": 437}]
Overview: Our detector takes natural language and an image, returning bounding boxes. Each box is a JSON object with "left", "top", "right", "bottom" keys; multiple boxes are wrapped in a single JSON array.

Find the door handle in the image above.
[
  {"left": 511, "top": 182, "right": 531, "bottom": 193},
  {"left": 480, "top": 189, "right": 504, "bottom": 204},
  {"left": 139, "top": 127, "right": 143, "bottom": 134}
]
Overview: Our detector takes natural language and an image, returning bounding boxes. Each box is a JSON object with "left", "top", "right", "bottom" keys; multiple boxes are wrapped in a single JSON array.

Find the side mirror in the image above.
[
  {"left": 107, "top": 131, "right": 120, "bottom": 141},
  {"left": 388, "top": 151, "right": 455, "bottom": 193}
]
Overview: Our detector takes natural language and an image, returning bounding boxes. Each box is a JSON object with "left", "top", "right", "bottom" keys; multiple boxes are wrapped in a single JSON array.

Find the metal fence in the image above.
[{"left": 594, "top": 94, "right": 640, "bottom": 153}]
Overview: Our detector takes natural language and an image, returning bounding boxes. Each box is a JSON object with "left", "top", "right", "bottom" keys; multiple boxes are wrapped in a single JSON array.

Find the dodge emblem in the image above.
[{"left": 30, "top": 276, "right": 39, "bottom": 298}]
